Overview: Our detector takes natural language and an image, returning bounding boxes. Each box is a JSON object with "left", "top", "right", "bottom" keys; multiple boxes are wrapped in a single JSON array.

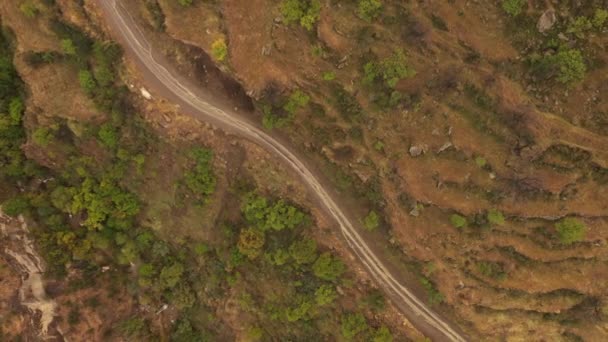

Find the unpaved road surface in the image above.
[{"left": 97, "top": 1, "right": 467, "bottom": 340}]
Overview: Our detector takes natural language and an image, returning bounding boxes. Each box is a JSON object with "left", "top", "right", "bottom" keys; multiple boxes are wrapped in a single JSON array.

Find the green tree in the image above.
[
  {"left": 281, "top": 0, "right": 321, "bottom": 30},
  {"left": 341, "top": 313, "right": 368, "bottom": 340},
  {"left": 283, "top": 90, "right": 310, "bottom": 114},
  {"left": 555, "top": 218, "right": 586, "bottom": 244},
  {"left": 211, "top": 39, "right": 228, "bottom": 62},
  {"left": 285, "top": 298, "right": 313, "bottom": 322},
  {"left": 78, "top": 69, "right": 96, "bottom": 94},
  {"left": 363, "top": 50, "right": 415, "bottom": 88},
  {"left": 553, "top": 49, "right": 586, "bottom": 84},
  {"left": 289, "top": 238, "right": 318, "bottom": 265},
  {"left": 363, "top": 210, "right": 380, "bottom": 231},
  {"left": 502, "top": 0, "right": 525, "bottom": 16},
  {"left": 372, "top": 326, "right": 393, "bottom": 342},
  {"left": 159, "top": 262, "right": 184, "bottom": 289},
  {"left": 314, "top": 284, "right": 337, "bottom": 306},
  {"left": 487, "top": 209, "right": 505, "bottom": 226},
  {"left": 237, "top": 228, "right": 265, "bottom": 259},
  {"left": 358, "top": 0, "right": 382, "bottom": 22},
  {"left": 97, "top": 123, "right": 118, "bottom": 149},
  {"left": 450, "top": 214, "right": 467, "bottom": 229},
  {"left": 2, "top": 196, "right": 29, "bottom": 217},
  {"left": 183, "top": 147, "right": 216, "bottom": 200},
  {"left": 313, "top": 252, "right": 345, "bottom": 281},
  {"left": 32, "top": 127, "right": 54, "bottom": 146},
  {"left": 593, "top": 9, "right": 608, "bottom": 28}
]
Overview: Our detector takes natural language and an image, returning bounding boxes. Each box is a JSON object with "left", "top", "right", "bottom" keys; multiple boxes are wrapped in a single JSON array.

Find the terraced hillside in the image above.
[{"left": 0, "top": 0, "right": 607, "bottom": 341}]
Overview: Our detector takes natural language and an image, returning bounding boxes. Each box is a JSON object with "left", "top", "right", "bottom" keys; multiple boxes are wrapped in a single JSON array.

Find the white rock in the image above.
[{"left": 140, "top": 87, "right": 152, "bottom": 100}]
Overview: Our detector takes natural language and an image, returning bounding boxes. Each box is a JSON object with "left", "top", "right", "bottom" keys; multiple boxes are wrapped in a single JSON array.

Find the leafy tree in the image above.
[
  {"left": 172, "top": 318, "right": 209, "bottom": 342},
  {"left": 363, "top": 210, "right": 380, "bottom": 231},
  {"left": 419, "top": 277, "right": 444, "bottom": 305},
  {"left": 8, "top": 97, "right": 24, "bottom": 123},
  {"left": 237, "top": 228, "right": 265, "bottom": 259},
  {"left": 285, "top": 298, "right": 313, "bottom": 322},
  {"left": 78, "top": 69, "right": 96, "bottom": 94},
  {"left": 358, "top": 0, "right": 382, "bottom": 22},
  {"left": 211, "top": 39, "right": 228, "bottom": 62},
  {"left": 314, "top": 284, "right": 337, "bottom": 306},
  {"left": 372, "top": 326, "right": 393, "bottom": 342},
  {"left": 552, "top": 49, "right": 586, "bottom": 84},
  {"left": 340, "top": 313, "right": 368, "bottom": 340},
  {"left": 242, "top": 194, "right": 306, "bottom": 231},
  {"left": 159, "top": 262, "right": 185, "bottom": 289},
  {"left": 97, "top": 123, "right": 118, "bottom": 149},
  {"left": 501, "top": 0, "right": 525, "bottom": 16},
  {"left": 313, "top": 252, "right": 345, "bottom": 281},
  {"left": 2, "top": 196, "right": 29, "bottom": 217},
  {"left": 183, "top": 148, "right": 216, "bottom": 200},
  {"left": 363, "top": 289, "right": 385, "bottom": 311},
  {"left": 450, "top": 214, "right": 467, "bottom": 229},
  {"left": 593, "top": 9, "right": 608, "bottom": 28},
  {"left": 555, "top": 218, "right": 587, "bottom": 244},
  {"left": 268, "top": 248, "right": 290, "bottom": 265},
  {"left": 61, "top": 39, "right": 77, "bottom": 56},
  {"left": 118, "top": 317, "right": 148, "bottom": 338},
  {"left": 32, "top": 127, "right": 54, "bottom": 146},
  {"left": 281, "top": 0, "right": 321, "bottom": 31},
  {"left": 363, "top": 50, "right": 415, "bottom": 89},
  {"left": 487, "top": 209, "right": 505, "bottom": 226},
  {"left": 289, "top": 238, "right": 318, "bottom": 265},
  {"left": 567, "top": 17, "right": 593, "bottom": 38},
  {"left": 283, "top": 90, "right": 310, "bottom": 115}
]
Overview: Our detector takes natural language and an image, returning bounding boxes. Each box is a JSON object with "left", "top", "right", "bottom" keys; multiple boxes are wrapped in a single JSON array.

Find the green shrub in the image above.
[
  {"left": 211, "top": 39, "right": 228, "bottom": 62},
  {"left": 567, "top": 17, "right": 593, "bottom": 38},
  {"left": 178, "top": 0, "right": 193, "bottom": 6},
  {"left": 19, "top": 2, "right": 38, "bottom": 18},
  {"left": 283, "top": 89, "right": 310, "bottom": 114},
  {"left": 555, "top": 218, "right": 586, "bottom": 244},
  {"left": 78, "top": 69, "right": 96, "bottom": 94},
  {"left": 341, "top": 313, "right": 368, "bottom": 339},
  {"left": 2, "top": 196, "right": 29, "bottom": 217},
  {"left": 237, "top": 228, "right": 265, "bottom": 259},
  {"left": 593, "top": 9, "right": 608, "bottom": 28},
  {"left": 97, "top": 123, "right": 118, "bottom": 149},
  {"left": 281, "top": 0, "right": 321, "bottom": 31},
  {"left": 313, "top": 252, "right": 345, "bottom": 281},
  {"left": 553, "top": 49, "right": 586, "bottom": 84},
  {"left": 363, "top": 49, "right": 415, "bottom": 88},
  {"left": 183, "top": 147, "right": 216, "bottom": 200},
  {"left": 61, "top": 39, "right": 77, "bottom": 56},
  {"left": 501, "top": 0, "right": 525, "bottom": 16},
  {"left": 322, "top": 71, "right": 336, "bottom": 81},
  {"left": 477, "top": 261, "right": 507, "bottom": 280},
  {"left": 475, "top": 156, "right": 487, "bottom": 168},
  {"left": 289, "top": 238, "right": 318, "bottom": 265},
  {"left": 32, "top": 127, "right": 54, "bottom": 146},
  {"left": 372, "top": 326, "right": 393, "bottom": 342},
  {"left": 487, "top": 209, "right": 505, "bottom": 226},
  {"left": 314, "top": 284, "right": 337, "bottom": 306},
  {"left": 450, "top": 214, "right": 467, "bottom": 229},
  {"left": 118, "top": 317, "right": 148, "bottom": 338},
  {"left": 242, "top": 193, "right": 306, "bottom": 231},
  {"left": 363, "top": 210, "right": 380, "bottom": 231},
  {"left": 358, "top": 0, "right": 383, "bottom": 22},
  {"left": 419, "top": 276, "right": 444, "bottom": 305}
]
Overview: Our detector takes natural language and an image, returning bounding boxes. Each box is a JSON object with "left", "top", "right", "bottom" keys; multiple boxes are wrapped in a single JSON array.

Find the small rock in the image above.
[
  {"left": 409, "top": 145, "right": 425, "bottom": 157},
  {"left": 558, "top": 33, "right": 568, "bottom": 41},
  {"left": 537, "top": 9, "right": 557, "bottom": 33},
  {"left": 437, "top": 142, "right": 453, "bottom": 153},
  {"left": 409, "top": 206, "right": 420, "bottom": 217}
]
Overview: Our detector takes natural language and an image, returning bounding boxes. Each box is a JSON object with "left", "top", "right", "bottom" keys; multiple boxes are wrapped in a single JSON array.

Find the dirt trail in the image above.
[
  {"left": 0, "top": 209, "right": 57, "bottom": 338},
  {"left": 96, "top": 1, "right": 468, "bottom": 340}
]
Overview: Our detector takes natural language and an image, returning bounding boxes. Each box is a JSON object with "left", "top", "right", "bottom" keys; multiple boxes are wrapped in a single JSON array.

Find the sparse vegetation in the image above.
[
  {"left": 501, "top": 0, "right": 526, "bottom": 16},
  {"left": 555, "top": 218, "right": 587, "bottom": 245},
  {"left": 450, "top": 214, "right": 467, "bottom": 229},
  {"left": 211, "top": 38, "right": 228, "bottom": 62},
  {"left": 357, "top": 0, "right": 383, "bottom": 22},
  {"left": 281, "top": 0, "right": 322, "bottom": 31}
]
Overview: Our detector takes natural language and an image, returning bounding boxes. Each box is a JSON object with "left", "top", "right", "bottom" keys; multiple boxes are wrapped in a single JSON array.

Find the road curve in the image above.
[{"left": 97, "top": 1, "right": 467, "bottom": 341}]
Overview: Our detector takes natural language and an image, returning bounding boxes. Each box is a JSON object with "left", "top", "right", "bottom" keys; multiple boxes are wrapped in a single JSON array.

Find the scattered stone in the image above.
[
  {"left": 409, "top": 145, "right": 425, "bottom": 157},
  {"left": 140, "top": 87, "right": 152, "bottom": 100},
  {"left": 489, "top": 172, "right": 496, "bottom": 180},
  {"left": 537, "top": 9, "right": 557, "bottom": 33},
  {"left": 261, "top": 45, "right": 271, "bottom": 56},
  {"left": 558, "top": 33, "right": 568, "bottom": 41},
  {"left": 432, "top": 128, "right": 441, "bottom": 136},
  {"left": 409, "top": 205, "right": 420, "bottom": 217},
  {"left": 437, "top": 142, "right": 453, "bottom": 154}
]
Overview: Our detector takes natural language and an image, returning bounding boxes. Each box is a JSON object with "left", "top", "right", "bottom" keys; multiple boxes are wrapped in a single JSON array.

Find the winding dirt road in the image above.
[{"left": 97, "top": 1, "right": 467, "bottom": 341}]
